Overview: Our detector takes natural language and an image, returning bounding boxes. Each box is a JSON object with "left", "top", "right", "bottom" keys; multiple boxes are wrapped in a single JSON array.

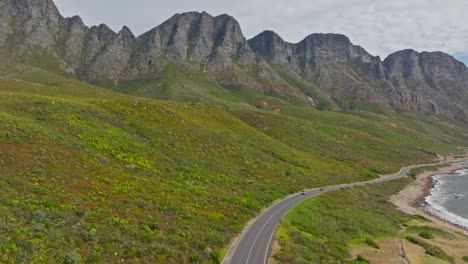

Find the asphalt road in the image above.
[{"left": 222, "top": 159, "right": 460, "bottom": 264}]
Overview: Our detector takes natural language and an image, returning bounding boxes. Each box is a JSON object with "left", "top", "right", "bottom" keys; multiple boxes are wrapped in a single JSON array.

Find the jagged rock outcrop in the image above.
[
  {"left": 249, "top": 31, "right": 389, "bottom": 105},
  {"left": 126, "top": 12, "right": 257, "bottom": 79},
  {"left": 0, "top": 0, "right": 62, "bottom": 53},
  {"left": 249, "top": 31, "right": 385, "bottom": 79},
  {"left": 1, "top": 0, "right": 467, "bottom": 122},
  {"left": 0, "top": 0, "right": 89, "bottom": 75},
  {"left": 384, "top": 50, "right": 468, "bottom": 121},
  {"left": 84, "top": 24, "right": 116, "bottom": 66},
  {"left": 62, "top": 16, "right": 87, "bottom": 73},
  {"left": 85, "top": 26, "right": 136, "bottom": 82},
  {"left": 0, "top": 1, "right": 308, "bottom": 99},
  {"left": 137, "top": 12, "right": 255, "bottom": 66},
  {"left": 249, "top": 30, "right": 468, "bottom": 121}
]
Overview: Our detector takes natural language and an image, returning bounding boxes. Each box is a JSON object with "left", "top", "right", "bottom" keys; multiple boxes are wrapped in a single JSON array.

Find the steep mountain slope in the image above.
[
  {"left": 384, "top": 49, "right": 468, "bottom": 121},
  {"left": 249, "top": 31, "right": 468, "bottom": 122},
  {"left": 0, "top": 61, "right": 467, "bottom": 263},
  {"left": 248, "top": 31, "right": 389, "bottom": 106},
  {"left": 0, "top": 0, "right": 309, "bottom": 102},
  {"left": 1, "top": 0, "right": 467, "bottom": 123}
]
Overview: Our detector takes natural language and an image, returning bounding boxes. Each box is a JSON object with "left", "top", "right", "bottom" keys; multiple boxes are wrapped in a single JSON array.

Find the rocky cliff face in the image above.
[
  {"left": 138, "top": 12, "right": 254, "bottom": 66},
  {"left": 249, "top": 31, "right": 385, "bottom": 79},
  {"left": 125, "top": 12, "right": 258, "bottom": 79},
  {"left": 249, "top": 31, "right": 390, "bottom": 106},
  {"left": 85, "top": 26, "right": 136, "bottom": 82},
  {"left": 0, "top": 0, "right": 62, "bottom": 53},
  {"left": 1, "top": 0, "right": 467, "bottom": 122},
  {"left": 0, "top": 0, "right": 307, "bottom": 99},
  {"left": 384, "top": 50, "right": 468, "bottom": 121},
  {"left": 249, "top": 31, "right": 468, "bottom": 121}
]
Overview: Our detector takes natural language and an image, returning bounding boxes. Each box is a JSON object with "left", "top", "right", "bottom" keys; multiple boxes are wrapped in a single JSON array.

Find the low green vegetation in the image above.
[
  {"left": 273, "top": 178, "right": 413, "bottom": 263},
  {"left": 364, "top": 238, "right": 380, "bottom": 249},
  {"left": 407, "top": 165, "right": 445, "bottom": 179},
  {"left": 354, "top": 255, "right": 370, "bottom": 263},
  {"left": 406, "top": 236, "right": 455, "bottom": 263},
  {"left": 463, "top": 256, "right": 468, "bottom": 262},
  {"left": 0, "top": 63, "right": 467, "bottom": 263},
  {"left": 418, "top": 231, "right": 435, "bottom": 239},
  {"left": 273, "top": 166, "right": 464, "bottom": 263}
]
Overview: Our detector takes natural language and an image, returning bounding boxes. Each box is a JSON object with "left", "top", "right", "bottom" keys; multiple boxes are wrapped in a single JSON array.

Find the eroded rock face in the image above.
[
  {"left": 0, "top": 1, "right": 13, "bottom": 47},
  {"left": 249, "top": 30, "right": 468, "bottom": 121},
  {"left": 3, "top": 0, "right": 63, "bottom": 53},
  {"left": 131, "top": 12, "right": 256, "bottom": 76},
  {"left": 85, "top": 26, "right": 136, "bottom": 82},
  {"left": 1, "top": 0, "right": 467, "bottom": 122},
  {"left": 84, "top": 24, "right": 117, "bottom": 66},
  {"left": 385, "top": 50, "right": 468, "bottom": 121},
  {"left": 249, "top": 31, "right": 389, "bottom": 105},
  {"left": 62, "top": 16, "right": 88, "bottom": 74}
]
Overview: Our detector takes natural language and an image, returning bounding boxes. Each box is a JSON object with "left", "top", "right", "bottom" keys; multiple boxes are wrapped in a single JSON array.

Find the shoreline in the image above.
[{"left": 392, "top": 161, "right": 468, "bottom": 235}]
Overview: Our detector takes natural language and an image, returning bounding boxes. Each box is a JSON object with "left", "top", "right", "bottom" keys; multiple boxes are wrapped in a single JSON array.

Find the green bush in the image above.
[
  {"left": 406, "top": 236, "right": 454, "bottom": 263},
  {"left": 189, "top": 255, "right": 201, "bottom": 263},
  {"left": 356, "top": 255, "right": 370, "bottom": 263},
  {"left": 210, "top": 251, "right": 221, "bottom": 264},
  {"left": 419, "top": 231, "right": 434, "bottom": 239},
  {"left": 62, "top": 251, "right": 82, "bottom": 264},
  {"left": 462, "top": 256, "right": 468, "bottom": 262},
  {"left": 365, "top": 238, "right": 380, "bottom": 249}
]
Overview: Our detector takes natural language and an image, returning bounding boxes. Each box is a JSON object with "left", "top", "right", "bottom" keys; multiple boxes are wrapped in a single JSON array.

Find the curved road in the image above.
[{"left": 222, "top": 159, "right": 465, "bottom": 264}]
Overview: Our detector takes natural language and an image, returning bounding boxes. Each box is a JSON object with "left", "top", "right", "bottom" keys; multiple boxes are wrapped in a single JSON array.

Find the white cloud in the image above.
[{"left": 54, "top": 0, "right": 468, "bottom": 60}]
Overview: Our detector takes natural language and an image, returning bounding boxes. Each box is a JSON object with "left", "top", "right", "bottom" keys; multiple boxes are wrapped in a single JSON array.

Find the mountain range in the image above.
[
  {"left": 2, "top": 1, "right": 468, "bottom": 262},
  {"left": 1, "top": 0, "right": 467, "bottom": 122}
]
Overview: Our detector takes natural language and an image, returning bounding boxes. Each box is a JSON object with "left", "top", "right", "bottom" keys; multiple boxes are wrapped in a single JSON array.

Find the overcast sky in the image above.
[{"left": 54, "top": 0, "right": 468, "bottom": 63}]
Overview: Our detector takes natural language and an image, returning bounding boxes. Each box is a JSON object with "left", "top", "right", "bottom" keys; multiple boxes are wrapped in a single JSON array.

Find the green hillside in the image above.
[{"left": 0, "top": 64, "right": 467, "bottom": 263}]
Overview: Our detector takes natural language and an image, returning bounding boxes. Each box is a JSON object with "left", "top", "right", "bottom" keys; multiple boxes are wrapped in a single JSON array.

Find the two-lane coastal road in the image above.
[{"left": 223, "top": 158, "right": 467, "bottom": 264}]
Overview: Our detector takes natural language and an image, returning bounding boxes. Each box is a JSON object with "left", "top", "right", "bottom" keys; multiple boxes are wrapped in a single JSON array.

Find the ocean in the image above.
[{"left": 424, "top": 161, "right": 468, "bottom": 229}]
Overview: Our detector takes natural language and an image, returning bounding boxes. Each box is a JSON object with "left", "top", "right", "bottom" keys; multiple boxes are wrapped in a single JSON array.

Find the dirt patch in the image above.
[
  {"left": 269, "top": 239, "right": 281, "bottom": 264},
  {"left": 429, "top": 230, "right": 468, "bottom": 263},
  {"left": 351, "top": 239, "right": 409, "bottom": 264},
  {"left": 402, "top": 239, "right": 444, "bottom": 264}
]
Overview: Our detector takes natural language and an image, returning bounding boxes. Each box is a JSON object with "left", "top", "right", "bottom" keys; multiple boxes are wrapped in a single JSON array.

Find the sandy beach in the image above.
[{"left": 392, "top": 161, "right": 468, "bottom": 235}]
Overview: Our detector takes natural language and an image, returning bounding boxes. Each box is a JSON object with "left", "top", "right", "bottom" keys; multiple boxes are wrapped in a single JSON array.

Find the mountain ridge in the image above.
[{"left": 1, "top": 0, "right": 467, "bottom": 122}]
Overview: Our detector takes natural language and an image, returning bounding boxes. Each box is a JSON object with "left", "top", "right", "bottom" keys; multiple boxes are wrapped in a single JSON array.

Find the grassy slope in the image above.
[
  {"left": 274, "top": 178, "right": 413, "bottom": 263},
  {"left": 0, "top": 64, "right": 467, "bottom": 263}
]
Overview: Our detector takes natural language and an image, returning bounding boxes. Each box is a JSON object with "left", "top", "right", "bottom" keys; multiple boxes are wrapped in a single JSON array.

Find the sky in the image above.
[{"left": 54, "top": 0, "right": 468, "bottom": 64}]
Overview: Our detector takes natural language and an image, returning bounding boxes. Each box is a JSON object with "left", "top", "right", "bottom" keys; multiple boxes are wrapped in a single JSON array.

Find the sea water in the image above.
[{"left": 424, "top": 161, "right": 468, "bottom": 228}]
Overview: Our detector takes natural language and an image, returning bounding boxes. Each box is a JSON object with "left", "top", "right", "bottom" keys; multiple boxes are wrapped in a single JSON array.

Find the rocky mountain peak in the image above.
[
  {"left": 301, "top": 33, "right": 351, "bottom": 47},
  {"left": 384, "top": 49, "right": 468, "bottom": 122},
  {"left": 9, "top": 0, "right": 61, "bottom": 19},
  {"left": 1, "top": 0, "right": 63, "bottom": 52},
  {"left": 67, "top": 15, "right": 85, "bottom": 27},
  {"left": 1, "top": 0, "right": 467, "bottom": 122},
  {"left": 247, "top": 30, "right": 292, "bottom": 63},
  {"left": 384, "top": 49, "right": 468, "bottom": 81},
  {"left": 132, "top": 11, "right": 255, "bottom": 75},
  {"left": 119, "top": 26, "right": 135, "bottom": 38}
]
